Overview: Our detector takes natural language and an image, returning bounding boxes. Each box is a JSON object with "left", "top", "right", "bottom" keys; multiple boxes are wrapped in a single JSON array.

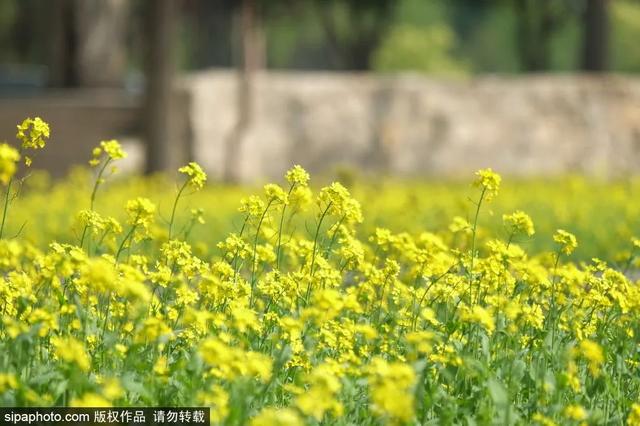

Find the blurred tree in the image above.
[
  {"left": 42, "top": 0, "right": 129, "bottom": 87},
  {"left": 581, "top": 0, "right": 610, "bottom": 71},
  {"left": 0, "top": 1, "right": 17, "bottom": 62},
  {"left": 461, "top": 3, "right": 521, "bottom": 73},
  {"left": 224, "top": 0, "right": 264, "bottom": 182},
  {"left": 372, "top": 24, "right": 468, "bottom": 76},
  {"left": 512, "top": 0, "right": 574, "bottom": 71},
  {"left": 314, "top": 0, "right": 396, "bottom": 70},
  {"left": 448, "top": 0, "right": 489, "bottom": 43},
  {"left": 75, "top": 0, "right": 129, "bottom": 86},
  {"left": 47, "top": 0, "right": 78, "bottom": 87},
  {"left": 144, "top": 0, "right": 176, "bottom": 174},
  {"left": 180, "top": 0, "right": 235, "bottom": 69},
  {"left": 611, "top": 0, "right": 640, "bottom": 73}
]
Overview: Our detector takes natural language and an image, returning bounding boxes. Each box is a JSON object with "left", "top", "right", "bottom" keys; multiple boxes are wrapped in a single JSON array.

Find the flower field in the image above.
[{"left": 1, "top": 119, "right": 640, "bottom": 425}]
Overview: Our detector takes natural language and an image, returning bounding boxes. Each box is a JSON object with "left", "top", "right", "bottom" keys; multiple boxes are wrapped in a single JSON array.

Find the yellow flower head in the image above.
[
  {"left": 295, "top": 363, "right": 343, "bottom": 421},
  {"left": 285, "top": 165, "right": 310, "bottom": 187},
  {"left": 70, "top": 393, "right": 111, "bottom": 408},
  {"left": 564, "top": 404, "right": 587, "bottom": 421},
  {"left": 578, "top": 339, "right": 604, "bottom": 376},
  {"left": 474, "top": 168, "right": 501, "bottom": 201},
  {"left": 367, "top": 358, "right": 416, "bottom": 422},
  {"left": 628, "top": 403, "right": 640, "bottom": 426},
  {"left": 318, "top": 182, "right": 363, "bottom": 223},
  {"left": 553, "top": 229, "right": 578, "bottom": 255},
  {"left": 461, "top": 305, "right": 496, "bottom": 335},
  {"left": 503, "top": 210, "right": 535, "bottom": 237},
  {"left": 0, "top": 373, "right": 18, "bottom": 393},
  {"left": 239, "top": 195, "right": 266, "bottom": 217},
  {"left": 125, "top": 197, "right": 156, "bottom": 228},
  {"left": 249, "top": 408, "right": 303, "bottom": 426},
  {"left": 51, "top": 336, "right": 91, "bottom": 372},
  {"left": 179, "top": 162, "right": 207, "bottom": 190},
  {"left": 264, "top": 183, "right": 288, "bottom": 204},
  {"left": 0, "top": 143, "right": 20, "bottom": 185},
  {"left": 16, "top": 117, "right": 50, "bottom": 150},
  {"left": 196, "top": 385, "right": 229, "bottom": 423},
  {"left": 89, "top": 139, "right": 127, "bottom": 166}
]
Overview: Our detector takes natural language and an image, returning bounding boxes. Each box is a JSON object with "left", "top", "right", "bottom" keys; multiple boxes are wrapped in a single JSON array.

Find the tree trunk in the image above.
[
  {"left": 582, "top": 0, "right": 609, "bottom": 72},
  {"left": 47, "top": 0, "right": 77, "bottom": 87},
  {"left": 224, "top": 0, "right": 263, "bottom": 183},
  {"left": 514, "top": 0, "right": 552, "bottom": 72},
  {"left": 144, "top": 0, "right": 175, "bottom": 174},
  {"left": 75, "top": 0, "right": 128, "bottom": 87}
]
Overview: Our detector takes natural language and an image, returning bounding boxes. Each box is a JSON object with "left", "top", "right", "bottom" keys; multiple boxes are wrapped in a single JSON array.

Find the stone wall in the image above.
[
  {"left": 0, "top": 90, "right": 141, "bottom": 177},
  {"left": 183, "top": 71, "right": 640, "bottom": 181},
  {"left": 2, "top": 72, "right": 640, "bottom": 181},
  {"left": 0, "top": 88, "right": 189, "bottom": 177}
]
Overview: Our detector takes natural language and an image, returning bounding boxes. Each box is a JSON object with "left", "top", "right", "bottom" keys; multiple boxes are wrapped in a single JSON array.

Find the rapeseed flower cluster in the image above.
[
  {"left": 179, "top": 162, "right": 207, "bottom": 190},
  {"left": 0, "top": 119, "right": 639, "bottom": 425},
  {"left": 0, "top": 144, "right": 20, "bottom": 185},
  {"left": 89, "top": 139, "right": 128, "bottom": 166}
]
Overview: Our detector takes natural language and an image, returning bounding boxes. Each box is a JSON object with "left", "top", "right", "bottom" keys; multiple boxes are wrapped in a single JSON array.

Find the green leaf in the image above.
[{"left": 487, "top": 378, "right": 508, "bottom": 407}]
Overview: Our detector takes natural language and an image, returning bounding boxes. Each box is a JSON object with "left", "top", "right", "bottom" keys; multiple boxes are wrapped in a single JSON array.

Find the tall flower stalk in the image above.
[
  {"left": 168, "top": 162, "right": 207, "bottom": 240},
  {"left": 79, "top": 140, "right": 127, "bottom": 249},
  {"left": 469, "top": 168, "right": 501, "bottom": 304},
  {"left": 0, "top": 117, "right": 50, "bottom": 239}
]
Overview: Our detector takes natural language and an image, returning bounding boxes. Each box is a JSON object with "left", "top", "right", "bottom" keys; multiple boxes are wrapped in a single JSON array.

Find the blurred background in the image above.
[{"left": 1, "top": 0, "right": 640, "bottom": 182}]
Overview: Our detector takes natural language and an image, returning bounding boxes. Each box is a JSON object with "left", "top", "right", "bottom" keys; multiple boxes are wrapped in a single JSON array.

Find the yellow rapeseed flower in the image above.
[
  {"left": 554, "top": 229, "right": 578, "bottom": 255},
  {"left": 503, "top": 210, "right": 535, "bottom": 237},
  {"left": 628, "top": 403, "right": 640, "bottom": 426},
  {"left": 367, "top": 358, "right": 416, "bottom": 423},
  {"left": 474, "top": 168, "right": 501, "bottom": 200},
  {"left": 197, "top": 385, "right": 229, "bottom": 423},
  {"left": 285, "top": 164, "right": 310, "bottom": 187},
  {"left": 179, "top": 162, "right": 207, "bottom": 190},
  {"left": 89, "top": 139, "right": 127, "bottom": 166},
  {"left": 125, "top": 197, "right": 156, "bottom": 229},
  {"left": 51, "top": 336, "right": 91, "bottom": 372},
  {"left": 295, "top": 363, "right": 343, "bottom": 421},
  {"left": 578, "top": 339, "right": 604, "bottom": 376},
  {"left": 564, "top": 404, "right": 587, "bottom": 421},
  {"left": 0, "top": 143, "right": 20, "bottom": 185},
  {"left": 249, "top": 408, "right": 303, "bottom": 426},
  {"left": 70, "top": 393, "right": 111, "bottom": 407},
  {"left": 0, "top": 373, "right": 18, "bottom": 392},
  {"left": 16, "top": 117, "right": 50, "bottom": 150},
  {"left": 461, "top": 305, "right": 496, "bottom": 335}
]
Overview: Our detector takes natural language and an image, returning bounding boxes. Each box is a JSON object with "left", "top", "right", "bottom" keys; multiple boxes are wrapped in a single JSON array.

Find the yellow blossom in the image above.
[
  {"left": 16, "top": 117, "right": 50, "bottom": 150},
  {"left": 51, "top": 336, "right": 91, "bottom": 372},
  {"left": 179, "top": 162, "right": 207, "bottom": 190},
  {"left": 0, "top": 143, "right": 20, "bottom": 185},
  {"left": 564, "top": 404, "right": 587, "bottom": 421},
  {"left": 250, "top": 408, "right": 303, "bottom": 426},
  {"left": 70, "top": 393, "right": 111, "bottom": 407},
  {"left": 474, "top": 168, "right": 501, "bottom": 200},
  {"left": 554, "top": 229, "right": 578, "bottom": 255}
]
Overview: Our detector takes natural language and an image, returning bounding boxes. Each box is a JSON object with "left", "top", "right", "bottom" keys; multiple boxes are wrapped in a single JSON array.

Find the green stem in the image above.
[
  {"left": 231, "top": 216, "right": 249, "bottom": 281},
  {"left": 276, "top": 184, "right": 296, "bottom": 270},
  {"left": 310, "top": 202, "right": 332, "bottom": 277},
  {"left": 250, "top": 199, "right": 275, "bottom": 305},
  {"left": 324, "top": 214, "right": 347, "bottom": 260},
  {"left": 115, "top": 223, "right": 138, "bottom": 262},
  {"left": 305, "top": 202, "right": 332, "bottom": 304},
  {"left": 0, "top": 178, "right": 12, "bottom": 239},
  {"left": 469, "top": 187, "right": 486, "bottom": 304},
  {"left": 80, "top": 159, "right": 111, "bottom": 248},
  {"left": 168, "top": 180, "right": 189, "bottom": 240},
  {"left": 550, "top": 250, "right": 562, "bottom": 349}
]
